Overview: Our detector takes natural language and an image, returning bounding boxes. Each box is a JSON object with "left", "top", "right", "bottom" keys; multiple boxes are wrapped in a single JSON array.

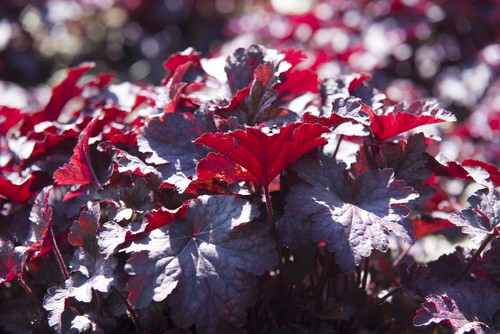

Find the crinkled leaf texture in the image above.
[
  {"left": 284, "top": 157, "right": 417, "bottom": 273},
  {"left": 195, "top": 122, "right": 329, "bottom": 187},
  {"left": 414, "top": 279, "right": 500, "bottom": 334},
  {"left": 124, "top": 195, "right": 278, "bottom": 333},
  {"left": 450, "top": 187, "right": 500, "bottom": 243}
]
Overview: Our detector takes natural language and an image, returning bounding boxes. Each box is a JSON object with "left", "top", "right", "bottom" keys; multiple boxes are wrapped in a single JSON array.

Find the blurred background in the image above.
[{"left": 0, "top": 0, "right": 499, "bottom": 121}]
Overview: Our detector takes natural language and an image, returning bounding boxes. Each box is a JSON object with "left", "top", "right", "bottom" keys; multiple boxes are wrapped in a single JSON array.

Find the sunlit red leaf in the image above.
[
  {"left": 412, "top": 216, "right": 455, "bottom": 239},
  {"left": 53, "top": 116, "right": 101, "bottom": 190},
  {"left": 0, "top": 171, "right": 50, "bottom": 202},
  {"left": 365, "top": 100, "right": 455, "bottom": 140},
  {"left": 195, "top": 122, "right": 329, "bottom": 187},
  {"left": 43, "top": 63, "right": 95, "bottom": 122}
]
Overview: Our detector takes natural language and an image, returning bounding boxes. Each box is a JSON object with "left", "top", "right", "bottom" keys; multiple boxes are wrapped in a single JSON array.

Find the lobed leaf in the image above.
[
  {"left": 195, "top": 122, "right": 329, "bottom": 187},
  {"left": 414, "top": 279, "right": 500, "bottom": 333},
  {"left": 124, "top": 195, "right": 278, "bottom": 333},
  {"left": 450, "top": 187, "right": 500, "bottom": 243},
  {"left": 284, "top": 157, "right": 417, "bottom": 273}
]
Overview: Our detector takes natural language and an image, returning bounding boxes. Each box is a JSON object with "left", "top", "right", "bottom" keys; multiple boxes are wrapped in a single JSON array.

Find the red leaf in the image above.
[
  {"left": 278, "top": 69, "right": 319, "bottom": 100},
  {"left": 412, "top": 217, "right": 454, "bottom": 239},
  {"left": 462, "top": 159, "right": 500, "bottom": 186},
  {"left": 348, "top": 73, "right": 372, "bottom": 93},
  {"left": 365, "top": 100, "right": 455, "bottom": 140},
  {"left": 43, "top": 63, "right": 94, "bottom": 122},
  {"left": 0, "top": 106, "right": 24, "bottom": 136},
  {"left": 144, "top": 204, "right": 188, "bottom": 232},
  {"left": 429, "top": 158, "right": 500, "bottom": 186},
  {"left": 53, "top": 116, "right": 101, "bottom": 189},
  {"left": 195, "top": 123, "right": 329, "bottom": 187},
  {"left": 162, "top": 48, "right": 202, "bottom": 85},
  {"left": 0, "top": 171, "right": 50, "bottom": 202},
  {"left": 196, "top": 153, "right": 251, "bottom": 184}
]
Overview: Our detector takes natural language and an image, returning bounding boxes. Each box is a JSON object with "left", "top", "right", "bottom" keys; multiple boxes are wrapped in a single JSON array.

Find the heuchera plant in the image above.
[{"left": 1, "top": 44, "right": 500, "bottom": 334}]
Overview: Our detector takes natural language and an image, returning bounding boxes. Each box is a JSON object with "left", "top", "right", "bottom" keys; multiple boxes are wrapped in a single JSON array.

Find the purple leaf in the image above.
[
  {"left": 481, "top": 239, "right": 500, "bottom": 282},
  {"left": 69, "top": 257, "right": 118, "bottom": 303},
  {"left": 44, "top": 284, "right": 72, "bottom": 331},
  {"left": 285, "top": 157, "right": 417, "bottom": 273},
  {"left": 354, "top": 133, "right": 436, "bottom": 203},
  {"left": 414, "top": 279, "right": 500, "bottom": 333},
  {"left": 124, "top": 195, "right": 278, "bottom": 333},
  {"left": 225, "top": 45, "right": 267, "bottom": 95},
  {"left": 450, "top": 187, "right": 500, "bottom": 243},
  {"left": 137, "top": 111, "right": 216, "bottom": 180},
  {"left": 51, "top": 204, "right": 118, "bottom": 306},
  {"left": 68, "top": 203, "right": 100, "bottom": 257}
]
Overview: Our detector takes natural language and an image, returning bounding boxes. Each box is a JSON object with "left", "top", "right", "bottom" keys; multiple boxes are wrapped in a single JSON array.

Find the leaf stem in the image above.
[
  {"left": 392, "top": 244, "right": 412, "bottom": 268},
  {"left": 49, "top": 225, "right": 69, "bottom": 280},
  {"left": 451, "top": 233, "right": 495, "bottom": 285},
  {"left": 111, "top": 286, "right": 140, "bottom": 333},
  {"left": 333, "top": 134, "right": 344, "bottom": 161},
  {"left": 263, "top": 185, "right": 275, "bottom": 228},
  {"left": 361, "top": 257, "right": 370, "bottom": 291},
  {"left": 17, "top": 275, "right": 43, "bottom": 311}
]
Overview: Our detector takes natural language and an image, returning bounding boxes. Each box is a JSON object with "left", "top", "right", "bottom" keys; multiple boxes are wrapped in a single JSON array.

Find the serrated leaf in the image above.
[
  {"left": 450, "top": 187, "right": 500, "bottom": 243},
  {"left": 285, "top": 157, "right": 417, "bottom": 273},
  {"left": 162, "top": 48, "right": 202, "bottom": 85},
  {"left": 414, "top": 279, "right": 500, "bottom": 334},
  {"left": 124, "top": 195, "right": 278, "bottom": 333},
  {"left": 195, "top": 122, "right": 329, "bottom": 187},
  {"left": 111, "top": 148, "right": 162, "bottom": 182},
  {"left": 44, "top": 284, "right": 72, "bottom": 331}
]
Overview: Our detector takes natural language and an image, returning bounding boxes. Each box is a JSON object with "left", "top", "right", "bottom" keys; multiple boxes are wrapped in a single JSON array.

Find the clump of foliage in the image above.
[{"left": 1, "top": 44, "right": 500, "bottom": 334}]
